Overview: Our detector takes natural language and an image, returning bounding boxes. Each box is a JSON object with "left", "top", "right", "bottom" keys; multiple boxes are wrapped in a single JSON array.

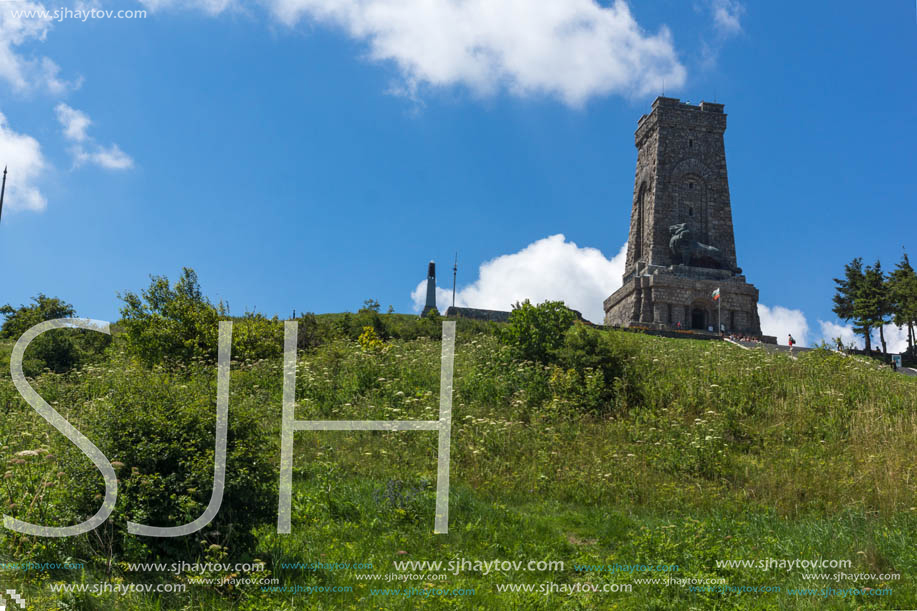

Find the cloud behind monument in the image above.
[
  {"left": 409, "top": 234, "right": 823, "bottom": 345},
  {"left": 412, "top": 235, "right": 627, "bottom": 324},
  {"left": 757, "top": 303, "right": 809, "bottom": 347}
]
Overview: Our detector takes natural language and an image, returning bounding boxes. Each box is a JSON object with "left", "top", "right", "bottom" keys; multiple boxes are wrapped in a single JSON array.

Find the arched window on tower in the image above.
[{"left": 634, "top": 183, "right": 647, "bottom": 262}]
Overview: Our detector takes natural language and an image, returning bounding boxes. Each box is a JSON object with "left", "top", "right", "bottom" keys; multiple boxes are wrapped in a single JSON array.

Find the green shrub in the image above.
[
  {"left": 549, "top": 325, "right": 630, "bottom": 413},
  {"left": 118, "top": 268, "right": 289, "bottom": 366},
  {"left": 496, "top": 310, "right": 634, "bottom": 413},
  {"left": 60, "top": 362, "right": 277, "bottom": 562},
  {"left": 295, "top": 312, "right": 322, "bottom": 351},
  {"left": 357, "top": 326, "right": 384, "bottom": 352},
  {"left": 118, "top": 268, "right": 223, "bottom": 366},
  {"left": 500, "top": 299, "right": 576, "bottom": 363},
  {"left": 0, "top": 294, "right": 76, "bottom": 339},
  {"left": 326, "top": 308, "right": 445, "bottom": 343},
  {"left": 232, "top": 312, "right": 284, "bottom": 361},
  {"left": 19, "top": 330, "right": 82, "bottom": 377},
  {"left": 555, "top": 324, "right": 625, "bottom": 376},
  {"left": 0, "top": 294, "right": 111, "bottom": 376}
]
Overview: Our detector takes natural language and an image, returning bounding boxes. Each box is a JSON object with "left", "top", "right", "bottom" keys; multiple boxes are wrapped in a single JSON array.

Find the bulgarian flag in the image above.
[{"left": 712, "top": 288, "right": 721, "bottom": 301}]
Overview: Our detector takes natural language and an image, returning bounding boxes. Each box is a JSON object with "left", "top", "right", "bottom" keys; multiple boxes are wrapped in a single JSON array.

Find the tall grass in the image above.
[{"left": 0, "top": 322, "right": 915, "bottom": 609}]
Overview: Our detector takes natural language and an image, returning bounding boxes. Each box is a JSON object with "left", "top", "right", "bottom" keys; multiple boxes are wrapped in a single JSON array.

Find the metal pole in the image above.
[
  {"left": 718, "top": 297, "right": 722, "bottom": 336},
  {"left": 0, "top": 166, "right": 7, "bottom": 224},
  {"left": 451, "top": 253, "right": 457, "bottom": 308}
]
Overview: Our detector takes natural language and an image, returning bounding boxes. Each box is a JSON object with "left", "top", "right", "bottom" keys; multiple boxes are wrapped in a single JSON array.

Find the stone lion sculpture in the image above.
[{"left": 668, "top": 223, "right": 740, "bottom": 273}]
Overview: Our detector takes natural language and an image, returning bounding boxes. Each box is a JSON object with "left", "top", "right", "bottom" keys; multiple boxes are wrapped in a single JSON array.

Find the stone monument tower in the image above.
[
  {"left": 422, "top": 261, "right": 437, "bottom": 316},
  {"left": 603, "top": 97, "right": 767, "bottom": 338}
]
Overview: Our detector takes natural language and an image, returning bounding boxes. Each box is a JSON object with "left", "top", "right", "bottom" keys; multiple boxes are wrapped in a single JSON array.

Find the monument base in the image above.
[{"left": 603, "top": 265, "right": 764, "bottom": 337}]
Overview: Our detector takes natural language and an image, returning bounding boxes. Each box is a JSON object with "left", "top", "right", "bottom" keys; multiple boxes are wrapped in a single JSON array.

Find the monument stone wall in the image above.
[{"left": 604, "top": 97, "right": 767, "bottom": 338}]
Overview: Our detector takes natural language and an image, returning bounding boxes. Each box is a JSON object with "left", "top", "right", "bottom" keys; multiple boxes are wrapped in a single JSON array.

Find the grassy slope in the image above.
[{"left": 2, "top": 323, "right": 916, "bottom": 610}]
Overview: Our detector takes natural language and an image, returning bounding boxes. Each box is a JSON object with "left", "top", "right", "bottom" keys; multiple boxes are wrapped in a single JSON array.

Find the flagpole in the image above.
[
  {"left": 712, "top": 287, "right": 722, "bottom": 336},
  {"left": 0, "top": 166, "right": 7, "bottom": 224},
  {"left": 452, "top": 252, "right": 457, "bottom": 309}
]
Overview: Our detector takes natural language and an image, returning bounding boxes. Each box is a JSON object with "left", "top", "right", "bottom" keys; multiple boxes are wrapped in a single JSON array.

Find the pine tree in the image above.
[
  {"left": 889, "top": 252, "right": 917, "bottom": 355},
  {"left": 853, "top": 260, "right": 890, "bottom": 354},
  {"left": 832, "top": 258, "right": 869, "bottom": 350}
]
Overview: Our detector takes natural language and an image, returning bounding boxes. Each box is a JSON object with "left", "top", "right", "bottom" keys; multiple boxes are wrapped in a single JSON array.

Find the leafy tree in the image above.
[
  {"left": 0, "top": 295, "right": 108, "bottom": 375},
  {"left": 119, "top": 268, "right": 291, "bottom": 365},
  {"left": 0, "top": 294, "right": 75, "bottom": 339},
  {"left": 889, "top": 252, "right": 917, "bottom": 354},
  {"left": 118, "top": 268, "right": 225, "bottom": 365},
  {"left": 501, "top": 299, "right": 576, "bottom": 363},
  {"left": 360, "top": 299, "right": 381, "bottom": 313}
]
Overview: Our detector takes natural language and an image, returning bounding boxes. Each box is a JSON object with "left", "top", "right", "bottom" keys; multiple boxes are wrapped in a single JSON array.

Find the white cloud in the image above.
[
  {"left": 818, "top": 320, "right": 861, "bottom": 350},
  {"left": 758, "top": 303, "right": 809, "bottom": 346},
  {"left": 38, "top": 56, "right": 74, "bottom": 95},
  {"left": 0, "top": 111, "right": 46, "bottom": 212},
  {"left": 882, "top": 325, "right": 912, "bottom": 353},
  {"left": 142, "top": 0, "right": 687, "bottom": 106},
  {"left": 699, "top": 0, "right": 744, "bottom": 69},
  {"left": 0, "top": 1, "right": 52, "bottom": 90},
  {"left": 411, "top": 235, "right": 626, "bottom": 323},
  {"left": 140, "top": 0, "right": 237, "bottom": 15},
  {"left": 410, "top": 239, "right": 862, "bottom": 351},
  {"left": 709, "top": 0, "right": 743, "bottom": 36},
  {"left": 410, "top": 237, "right": 819, "bottom": 337},
  {"left": 55, "top": 103, "right": 91, "bottom": 142},
  {"left": 818, "top": 320, "right": 913, "bottom": 353},
  {"left": 74, "top": 0, "right": 103, "bottom": 10},
  {"left": 0, "top": 2, "right": 77, "bottom": 93},
  {"left": 80, "top": 143, "right": 134, "bottom": 169},
  {"left": 55, "top": 103, "right": 134, "bottom": 170}
]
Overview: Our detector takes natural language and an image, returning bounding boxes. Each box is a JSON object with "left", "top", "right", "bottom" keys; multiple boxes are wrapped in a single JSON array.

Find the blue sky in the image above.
[{"left": 0, "top": 0, "right": 914, "bottom": 347}]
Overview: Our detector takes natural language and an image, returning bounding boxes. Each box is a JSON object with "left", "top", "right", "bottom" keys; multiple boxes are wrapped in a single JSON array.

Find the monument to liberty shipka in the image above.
[{"left": 603, "top": 97, "right": 769, "bottom": 339}]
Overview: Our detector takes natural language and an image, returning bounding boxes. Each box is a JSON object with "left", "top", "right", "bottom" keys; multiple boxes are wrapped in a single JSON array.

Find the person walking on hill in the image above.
[{"left": 788, "top": 334, "right": 796, "bottom": 354}]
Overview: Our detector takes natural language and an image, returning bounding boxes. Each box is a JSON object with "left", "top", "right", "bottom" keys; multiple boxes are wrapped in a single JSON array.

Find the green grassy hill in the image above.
[{"left": 1, "top": 317, "right": 915, "bottom": 609}]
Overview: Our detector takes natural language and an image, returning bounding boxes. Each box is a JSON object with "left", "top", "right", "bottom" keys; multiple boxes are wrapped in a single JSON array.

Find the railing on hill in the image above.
[{"left": 845, "top": 348, "right": 916, "bottom": 368}]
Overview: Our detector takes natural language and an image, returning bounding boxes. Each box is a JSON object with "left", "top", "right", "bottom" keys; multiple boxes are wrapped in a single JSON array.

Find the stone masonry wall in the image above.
[{"left": 624, "top": 97, "right": 738, "bottom": 276}]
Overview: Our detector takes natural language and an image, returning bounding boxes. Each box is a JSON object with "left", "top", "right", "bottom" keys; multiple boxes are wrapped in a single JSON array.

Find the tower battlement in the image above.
[
  {"left": 650, "top": 96, "right": 724, "bottom": 112},
  {"left": 637, "top": 98, "right": 724, "bottom": 127},
  {"left": 637, "top": 97, "right": 727, "bottom": 146}
]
